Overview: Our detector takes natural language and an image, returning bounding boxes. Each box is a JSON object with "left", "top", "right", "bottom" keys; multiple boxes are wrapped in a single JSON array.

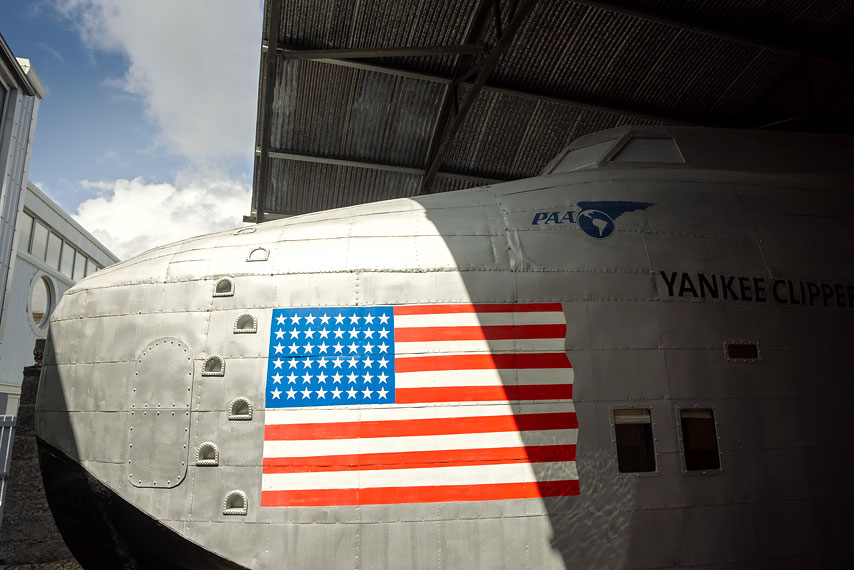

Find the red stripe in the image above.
[
  {"left": 263, "top": 445, "right": 577, "bottom": 474},
  {"left": 394, "top": 324, "right": 566, "bottom": 342},
  {"left": 395, "top": 384, "right": 572, "bottom": 403},
  {"left": 265, "top": 412, "right": 577, "bottom": 440},
  {"left": 395, "top": 352, "right": 571, "bottom": 372},
  {"left": 260, "top": 480, "right": 580, "bottom": 506},
  {"left": 393, "top": 303, "right": 563, "bottom": 315}
]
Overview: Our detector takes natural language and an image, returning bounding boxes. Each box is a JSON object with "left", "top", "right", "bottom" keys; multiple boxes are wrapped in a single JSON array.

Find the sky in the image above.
[{"left": 0, "top": 0, "right": 264, "bottom": 259}]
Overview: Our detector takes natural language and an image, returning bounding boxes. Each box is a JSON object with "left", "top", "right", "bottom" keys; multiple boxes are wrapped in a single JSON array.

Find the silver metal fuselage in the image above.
[{"left": 36, "top": 128, "right": 854, "bottom": 569}]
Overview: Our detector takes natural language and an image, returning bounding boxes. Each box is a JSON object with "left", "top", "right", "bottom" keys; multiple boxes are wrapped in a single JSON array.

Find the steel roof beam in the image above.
[
  {"left": 422, "top": 0, "right": 496, "bottom": 187},
  {"left": 570, "top": 0, "right": 850, "bottom": 67},
  {"left": 271, "top": 44, "right": 691, "bottom": 124},
  {"left": 260, "top": 148, "right": 508, "bottom": 185},
  {"left": 254, "top": 0, "right": 283, "bottom": 224},
  {"left": 280, "top": 44, "right": 486, "bottom": 60},
  {"left": 419, "top": 0, "right": 537, "bottom": 194}
]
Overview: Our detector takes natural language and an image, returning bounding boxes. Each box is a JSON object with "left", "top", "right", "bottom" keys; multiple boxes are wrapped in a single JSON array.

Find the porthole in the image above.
[
  {"left": 246, "top": 247, "right": 269, "bottom": 262},
  {"left": 223, "top": 490, "right": 248, "bottom": 516},
  {"left": 202, "top": 356, "right": 225, "bottom": 376},
  {"left": 228, "top": 397, "right": 253, "bottom": 421},
  {"left": 195, "top": 442, "right": 219, "bottom": 466},
  {"left": 233, "top": 314, "right": 257, "bottom": 334},
  {"left": 213, "top": 278, "right": 234, "bottom": 297},
  {"left": 29, "top": 274, "right": 55, "bottom": 331}
]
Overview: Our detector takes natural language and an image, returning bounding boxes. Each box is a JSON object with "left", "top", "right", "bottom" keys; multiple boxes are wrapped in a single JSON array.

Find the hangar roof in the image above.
[{"left": 250, "top": 0, "right": 854, "bottom": 221}]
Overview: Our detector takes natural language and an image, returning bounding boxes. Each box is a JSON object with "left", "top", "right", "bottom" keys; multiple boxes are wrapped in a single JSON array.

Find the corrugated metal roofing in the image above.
[{"left": 251, "top": 0, "right": 854, "bottom": 219}]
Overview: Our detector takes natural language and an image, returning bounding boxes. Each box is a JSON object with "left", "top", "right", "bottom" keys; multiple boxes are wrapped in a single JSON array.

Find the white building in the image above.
[
  {"left": 0, "top": 31, "right": 44, "bottom": 530},
  {"left": 0, "top": 182, "right": 119, "bottom": 413},
  {"left": 0, "top": 34, "right": 118, "bottom": 526}
]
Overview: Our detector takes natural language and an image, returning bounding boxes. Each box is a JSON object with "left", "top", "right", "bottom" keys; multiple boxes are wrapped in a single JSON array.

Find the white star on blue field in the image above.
[{"left": 266, "top": 308, "right": 396, "bottom": 408}]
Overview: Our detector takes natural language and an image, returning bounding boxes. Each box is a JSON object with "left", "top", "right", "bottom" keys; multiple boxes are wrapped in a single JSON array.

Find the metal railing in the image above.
[{"left": 0, "top": 415, "right": 16, "bottom": 528}]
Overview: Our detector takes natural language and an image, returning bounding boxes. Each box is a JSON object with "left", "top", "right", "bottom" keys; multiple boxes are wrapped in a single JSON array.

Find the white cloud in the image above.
[
  {"left": 50, "top": 0, "right": 264, "bottom": 259},
  {"left": 74, "top": 177, "right": 251, "bottom": 259},
  {"left": 56, "top": 0, "right": 263, "bottom": 164}
]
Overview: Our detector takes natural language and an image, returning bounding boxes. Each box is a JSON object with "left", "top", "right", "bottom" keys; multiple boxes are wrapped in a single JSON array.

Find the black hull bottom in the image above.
[{"left": 37, "top": 437, "right": 247, "bottom": 570}]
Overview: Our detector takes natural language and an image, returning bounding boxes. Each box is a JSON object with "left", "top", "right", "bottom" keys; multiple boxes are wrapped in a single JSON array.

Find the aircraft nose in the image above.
[
  {"left": 37, "top": 436, "right": 137, "bottom": 569},
  {"left": 37, "top": 437, "right": 247, "bottom": 569}
]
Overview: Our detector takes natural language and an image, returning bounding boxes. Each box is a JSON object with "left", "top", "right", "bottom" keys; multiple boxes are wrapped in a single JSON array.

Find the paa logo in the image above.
[{"left": 531, "top": 201, "right": 654, "bottom": 239}]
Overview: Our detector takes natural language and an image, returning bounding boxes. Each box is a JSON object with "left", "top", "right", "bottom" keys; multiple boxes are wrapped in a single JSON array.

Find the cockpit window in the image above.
[
  {"left": 610, "top": 137, "right": 684, "bottom": 164},
  {"left": 551, "top": 138, "right": 619, "bottom": 173}
]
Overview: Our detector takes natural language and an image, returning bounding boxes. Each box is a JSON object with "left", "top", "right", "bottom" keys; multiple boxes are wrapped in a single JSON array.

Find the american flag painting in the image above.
[{"left": 261, "top": 303, "right": 578, "bottom": 507}]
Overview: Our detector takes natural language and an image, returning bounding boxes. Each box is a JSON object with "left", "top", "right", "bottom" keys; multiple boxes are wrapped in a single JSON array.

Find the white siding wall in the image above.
[
  {"left": 0, "top": 256, "right": 72, "bottom": 384},
  {"left": 0, "top": 76, "right": 39, "bottom": 336}
]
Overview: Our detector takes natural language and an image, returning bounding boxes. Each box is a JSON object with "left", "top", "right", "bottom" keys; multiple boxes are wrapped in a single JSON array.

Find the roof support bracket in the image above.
[
  {"left": 419, "top": 0, "right": 538, "bottom": 195},
  {"left": 254, "top": 0, "right": 283, "bottom": 224}
]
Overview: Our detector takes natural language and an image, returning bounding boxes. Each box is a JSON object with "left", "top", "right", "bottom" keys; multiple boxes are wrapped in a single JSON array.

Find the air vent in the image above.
[
  {"left": 223, "top": 490, "right": 248, "bottom": 516},
  {"left": 247, "top": 247, "right": 269, "bottom": 262},
  {"left": 213, "top": 278, "right": 234, "bottom": 297},
  {"left": 234, "top": 314, "right": 257, "bottom": 334},
  {"left": 202, "top": 356, "right": 225, "bottom": 376},
  {"left": 228, "top": 397, "right": 253, "bottom": 421},
  {"left": 195, "top": 442, "right": 219, "bottom": 466}
]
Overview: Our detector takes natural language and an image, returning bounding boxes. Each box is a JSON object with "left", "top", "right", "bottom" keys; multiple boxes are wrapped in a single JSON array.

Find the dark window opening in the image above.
[
  {"left": 680, "top": 408, "right": 720, "bottom": 471},
  {"left": 726, "top": 343, "right": 759, "bottom": 359},
  {"left": 614, "top": 409, "right": 656, "bottom": 473}
]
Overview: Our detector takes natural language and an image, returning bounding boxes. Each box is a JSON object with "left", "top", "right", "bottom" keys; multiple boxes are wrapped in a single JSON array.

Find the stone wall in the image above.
[{"left": 0, "top": 341, "right": 80, "bottom": 569}]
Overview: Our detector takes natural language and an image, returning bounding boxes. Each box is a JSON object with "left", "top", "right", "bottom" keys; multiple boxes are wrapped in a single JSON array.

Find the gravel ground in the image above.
[{"left": 0, "top": 562, "right": 82, "bottom": 570}]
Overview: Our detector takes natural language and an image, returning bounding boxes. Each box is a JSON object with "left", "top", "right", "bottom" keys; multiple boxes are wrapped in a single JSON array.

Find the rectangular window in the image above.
[
  {"left": 46, "top": 232, "right": 62, "bottom": 269},
  {"left": 31, "top": 221, "right": 49, "bottom": 260},
  {"left": 614, "top": 409, "right": 656, "bottom": 473},
  {"left": 726, "top": 343, "right": 759, "bottom": 359},
  {"left": 680, "top": 408, "right": 720, "bottom": 471},
  {"left": 17, "top": 211, "right": 34, "bottom": 253},
  {"left": 72, "top": 250, "right": 86, "bottom": 281},
  {"left": 85, "top": 258, "right": 98, "bottom": 277},
  {"left": 60, "top": 243, "right": 75, "bottom": 277}
]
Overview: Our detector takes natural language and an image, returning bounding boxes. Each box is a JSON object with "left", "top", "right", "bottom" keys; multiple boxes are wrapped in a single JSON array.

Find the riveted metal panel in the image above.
[{"left": 127, "top": 337, "right": 193, "bottom": 488}]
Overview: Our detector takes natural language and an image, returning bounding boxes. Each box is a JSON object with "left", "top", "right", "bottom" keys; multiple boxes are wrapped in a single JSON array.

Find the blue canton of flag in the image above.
[{"left": 266, "top": 307, "right": 395, "bottom": 408}]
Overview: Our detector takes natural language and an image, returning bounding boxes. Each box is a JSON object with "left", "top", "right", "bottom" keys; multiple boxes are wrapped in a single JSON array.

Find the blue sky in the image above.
[{"left": 0, "top": 1, "right": 263, "bottom": 258}]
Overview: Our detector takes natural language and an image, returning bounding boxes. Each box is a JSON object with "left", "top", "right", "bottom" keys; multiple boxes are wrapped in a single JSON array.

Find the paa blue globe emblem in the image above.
[{"left": 577, "top": 209, "right": 615, "bottom": 239}]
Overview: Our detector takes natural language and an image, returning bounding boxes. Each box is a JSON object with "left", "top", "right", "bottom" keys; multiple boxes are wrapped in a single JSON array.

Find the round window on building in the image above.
[{"left": 30, "top": 275, "right": 54, "bottom": 329}]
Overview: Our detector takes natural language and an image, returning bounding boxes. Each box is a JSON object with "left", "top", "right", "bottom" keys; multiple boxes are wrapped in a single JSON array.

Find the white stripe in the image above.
[
  {"left": 261, "top": 460, "right": 578, "bottom": 491},
  {"left": 394, "top": 311, "right": 565, "bottom": 328},
  {"left": 263, "top": 428, "right": 578, "bottom": 458},
  {"left": 395, "top": 368, "right": 573, "bottom": 388},
  {"left": 394, "top": 338, "right": 566, "bottom": 354},
  {"left": 264, "top": 401, "right": 575, "bottom": 425}
]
